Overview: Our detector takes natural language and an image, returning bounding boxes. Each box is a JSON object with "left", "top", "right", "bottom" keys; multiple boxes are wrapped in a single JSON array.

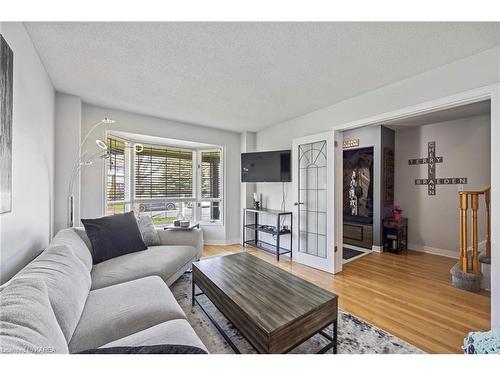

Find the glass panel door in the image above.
[
  {"left": 292, "top": 131, "right": 337, "bottom": 274},
  {"left": 298, "top": 141, "right": 328, "bottom": 258}
]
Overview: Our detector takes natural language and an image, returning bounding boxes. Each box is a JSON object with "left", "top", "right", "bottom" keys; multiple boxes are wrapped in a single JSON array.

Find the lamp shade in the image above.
[
  {"left": 95, "top": 139, "right": 108, "bottom": 150},
  {"left": 102, "top": 117, "right": 115, "bottom": 124}
]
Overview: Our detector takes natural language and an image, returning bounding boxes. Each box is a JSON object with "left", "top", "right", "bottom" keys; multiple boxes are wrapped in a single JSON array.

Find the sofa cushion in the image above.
[
  {"left": 101, "top": 319, "right": 208, "bottom": 353},
  {"left": 16, "top": 245, "right": 91, "bottom": 343},
  {"left": 0, "top": 277, "right": 68, "bottom": 354},
  {"left": 51, "top": 228, "right": 93, "bottom": 271},
  {"left": 158, "top": 228, "right": 203, "bottom": 260},
  {"left": 137, "top": 215, "right": 161, "bottom": 247},
  {"left": 68, "top": 276, "right": 186, "bottom": 353},
  {"left": 72, "top": 227, "right": 93, "bottom": 255},
  {"left": 81, "top": 211, "right": 147, "bottom": 264},
  {"left": 90, "top": 245, "right": 197, "bottom": 290}
]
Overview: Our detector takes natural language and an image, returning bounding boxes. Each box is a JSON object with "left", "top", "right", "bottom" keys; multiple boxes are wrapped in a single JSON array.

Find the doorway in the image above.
[
  {"left": 342, "top": 146, "right": 374, "bottom": 262},
  {"left": 338, "top": 100, "right": 492, "bottom": 289}
]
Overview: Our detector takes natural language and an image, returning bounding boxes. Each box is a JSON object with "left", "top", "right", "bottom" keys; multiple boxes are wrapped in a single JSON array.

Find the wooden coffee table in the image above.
[{"left": 192, "top": 252, "right": 338, "bottom": 354}]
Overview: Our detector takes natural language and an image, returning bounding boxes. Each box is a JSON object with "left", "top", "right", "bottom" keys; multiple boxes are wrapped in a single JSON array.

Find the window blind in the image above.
[
  {"left": 106, "top": 137, "right": 126, "bottom": 201},
  {"left": 135, "top": 145, "right": 193, "bottom": 198},
  {"left": 201, "top": 150, "right": 221, "bottom": 199}
]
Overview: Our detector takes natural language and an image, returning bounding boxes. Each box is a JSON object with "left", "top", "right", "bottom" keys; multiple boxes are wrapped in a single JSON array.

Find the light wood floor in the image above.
[{"left": 203, "top": 244, "right": 491, "bottom": 354}]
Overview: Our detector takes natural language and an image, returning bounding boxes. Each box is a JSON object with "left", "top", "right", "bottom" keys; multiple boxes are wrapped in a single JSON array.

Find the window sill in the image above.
[{"left": 200, "top": 222, "right": 224, "bottom": 227}]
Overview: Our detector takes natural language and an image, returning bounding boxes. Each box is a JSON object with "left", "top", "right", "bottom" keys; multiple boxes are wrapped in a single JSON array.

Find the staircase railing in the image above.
[{"left": 459, "top": 185, "right": 491, "bottom": 273}]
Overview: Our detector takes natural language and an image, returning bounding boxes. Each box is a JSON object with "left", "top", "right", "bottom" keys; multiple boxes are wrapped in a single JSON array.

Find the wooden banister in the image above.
[
  {"left": 458, "top": 185, "right": 491, "bottom": 273},
  {"left": 459, "top": 193, "right": 469, "bottom": 272}
]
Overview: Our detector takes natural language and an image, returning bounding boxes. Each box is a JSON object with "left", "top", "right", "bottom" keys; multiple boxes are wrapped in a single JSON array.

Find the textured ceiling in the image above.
[{"left": 25, "top": 22, "right": 500, "bottom": 132}]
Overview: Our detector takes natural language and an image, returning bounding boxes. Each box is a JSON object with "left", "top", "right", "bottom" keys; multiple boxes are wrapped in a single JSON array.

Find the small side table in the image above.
[
  {"left": 164, "top": 222, "right": 200, "bottom": 230},
  {"left": 382, "top": 217, "right": 408, "bottom": 254}
]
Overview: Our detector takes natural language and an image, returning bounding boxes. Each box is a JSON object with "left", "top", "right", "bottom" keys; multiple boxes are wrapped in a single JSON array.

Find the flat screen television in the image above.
[{"left": 241, "top": 150, "right": 291, "bottom": 182}]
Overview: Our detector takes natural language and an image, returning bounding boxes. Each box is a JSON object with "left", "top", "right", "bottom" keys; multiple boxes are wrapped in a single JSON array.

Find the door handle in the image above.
[{"left": 294, "top": 202, "right": 304, "bottom": 206}]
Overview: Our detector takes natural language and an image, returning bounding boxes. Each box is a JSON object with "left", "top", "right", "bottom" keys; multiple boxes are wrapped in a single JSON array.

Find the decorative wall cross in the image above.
[{"left": 408, "top": 141, "right": 467, "bottom": 196}]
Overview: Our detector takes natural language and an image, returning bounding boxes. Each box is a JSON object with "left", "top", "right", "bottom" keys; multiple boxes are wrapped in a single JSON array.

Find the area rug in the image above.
[
  {"left": 171, "top": 273, "right": 424, "bottom": 354},
  {"left": 343, "top": 247, "right": 365, "bottom": 260}
]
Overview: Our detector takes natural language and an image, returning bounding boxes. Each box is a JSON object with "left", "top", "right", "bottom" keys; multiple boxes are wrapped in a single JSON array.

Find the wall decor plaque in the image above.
[
  {"left": 1, "top": 34, "right": 13, "bottom": 214},
  {"left": 343, "top": 138, "right": 359, "bottom": 149},
  {"left": 409, "top": 141, "right": 467, "bottom": 196}
]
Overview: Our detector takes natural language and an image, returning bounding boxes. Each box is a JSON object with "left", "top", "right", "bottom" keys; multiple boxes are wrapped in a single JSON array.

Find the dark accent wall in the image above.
[{"left": 343, "top": 125, "right": 394, "bottom": 248}]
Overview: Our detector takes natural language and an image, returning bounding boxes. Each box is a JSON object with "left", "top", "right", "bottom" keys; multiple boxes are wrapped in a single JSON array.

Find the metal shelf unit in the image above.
[{"left": 242, "top": 208, "right": 293, "bottom": 261}]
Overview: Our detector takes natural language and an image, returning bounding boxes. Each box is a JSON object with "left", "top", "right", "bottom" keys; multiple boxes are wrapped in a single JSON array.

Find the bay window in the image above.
[
  {"left": 105, "top": 137, "right": 126, "bottom": 215},
  {"left": 200, "top": 150, "right": 222, "bottom": 222},
  {"left": 105, "top": 135, "right": 223, "bottom": 226}
]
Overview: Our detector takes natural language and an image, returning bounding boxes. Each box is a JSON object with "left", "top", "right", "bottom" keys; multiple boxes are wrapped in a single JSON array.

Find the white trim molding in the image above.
[
  {"left": 407, "top": 243, "right": 460, "bottom": 259},
  {"left": 332, "top": 84, "right": 498, "bottom": 133},
  {"left": 205, "top": 239, "right": 241, "bottom": 246}
]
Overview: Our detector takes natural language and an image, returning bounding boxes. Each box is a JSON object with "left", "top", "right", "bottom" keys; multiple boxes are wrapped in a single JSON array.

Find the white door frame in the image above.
[
  {"left": 330, "top": 83, "right": 500, "bottom": 328},
  {"left": 292, "top": 131, "right": 339, "bottom": 273}
]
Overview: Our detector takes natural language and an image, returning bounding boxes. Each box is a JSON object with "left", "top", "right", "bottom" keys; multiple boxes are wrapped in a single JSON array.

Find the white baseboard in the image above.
[
  {"left": 408, "top": 244, "right": 459, "bottom": 259},
  {"left": 407, "top": 240, "right": 486, "bottom": 259},
  {"left": 372, "top": 245, "right": 382, "bottom": 253},
  {"left": 481, "top": 262, "right": 491, "bottom": 291},
  {"left": 205, "top": 239, "right": 240, "bottom": 246}
]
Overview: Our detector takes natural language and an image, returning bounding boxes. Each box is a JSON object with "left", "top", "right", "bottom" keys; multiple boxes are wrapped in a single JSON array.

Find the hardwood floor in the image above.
[{"left": 202, "top": 244, "right": 491, "bottom": 354}]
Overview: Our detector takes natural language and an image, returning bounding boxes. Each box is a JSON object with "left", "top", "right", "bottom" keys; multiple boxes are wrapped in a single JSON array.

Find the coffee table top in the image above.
[{"left": 193, "top": 252, "right": 338, "bottom": 334}]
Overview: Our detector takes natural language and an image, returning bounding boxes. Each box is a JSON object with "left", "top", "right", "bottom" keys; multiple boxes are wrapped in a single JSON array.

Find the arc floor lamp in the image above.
[{"left": 67, "top": 117, "right": 115, "bottom": 228}]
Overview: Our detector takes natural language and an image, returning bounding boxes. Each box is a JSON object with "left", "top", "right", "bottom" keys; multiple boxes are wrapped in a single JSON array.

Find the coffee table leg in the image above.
[
  {"left": 192, "top": 278, "right": 195, "bottom": 307},
  {"left": 317, "top": 318, "right": 338, "bottom": 354},
  {"left": 192, "top": 286, "right": 242, "bottom": 354},
  {"left": 333, "top": 318, "right": 338, "bottom": 354}
]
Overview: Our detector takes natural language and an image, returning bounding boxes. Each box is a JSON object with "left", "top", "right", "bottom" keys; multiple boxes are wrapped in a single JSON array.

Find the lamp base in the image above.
[{"left": 68, "top": 195, "right": 74, "bottom": 228}]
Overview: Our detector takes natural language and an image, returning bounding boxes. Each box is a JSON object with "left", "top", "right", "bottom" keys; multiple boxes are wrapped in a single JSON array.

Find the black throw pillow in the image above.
[{"left": 81, "top": 211, "right": 147, "bottom": 264}]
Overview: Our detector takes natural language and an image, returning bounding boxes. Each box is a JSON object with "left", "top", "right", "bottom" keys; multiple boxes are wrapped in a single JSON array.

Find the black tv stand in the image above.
[{"left": 242, "top": 208, "right": 292, "bottom": 261}]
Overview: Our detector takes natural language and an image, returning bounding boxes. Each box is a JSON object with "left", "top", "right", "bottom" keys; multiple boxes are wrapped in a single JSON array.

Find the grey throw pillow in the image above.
[{"left": 137, "top": 215, "right": 161, "bottom": 247}]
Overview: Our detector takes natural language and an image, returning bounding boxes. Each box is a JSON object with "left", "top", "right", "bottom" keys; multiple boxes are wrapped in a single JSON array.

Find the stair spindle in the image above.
[
  {"left": 471, "top": 193, "right": 480, "bottom": 274},
  {"left": 459, "top": 193, "right": 469, "bottom": 273}
]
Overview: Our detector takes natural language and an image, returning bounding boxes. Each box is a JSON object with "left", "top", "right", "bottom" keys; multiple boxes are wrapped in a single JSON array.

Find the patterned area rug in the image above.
[{"left": 171, "top": 273, "right": 424, "bottom": 354}]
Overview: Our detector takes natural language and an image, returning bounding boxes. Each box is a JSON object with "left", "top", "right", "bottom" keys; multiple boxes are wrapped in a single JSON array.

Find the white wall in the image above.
[
  {"left": 394, "top": 115, "right": 491, "bottom": 257},
  {"left": 78, "top": 104, "right": 241, "bottom": 244},
  {"left": 54, "top": 93, "right": 81, "bottom": 233},
  {"left": 0, "top": 23, "right": 55, "bottom": 283},
  {"left": 240, "top": 132, "right": 256, "bottom": 241},
  {"left": 491, "top": 85, "right": 500, "bottom": 328}
]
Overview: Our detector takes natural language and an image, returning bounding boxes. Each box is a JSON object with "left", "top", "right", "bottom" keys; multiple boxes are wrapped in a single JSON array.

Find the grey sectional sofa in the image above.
[{"left": 0, "top": 227, "right": 207, "bottom": 354}]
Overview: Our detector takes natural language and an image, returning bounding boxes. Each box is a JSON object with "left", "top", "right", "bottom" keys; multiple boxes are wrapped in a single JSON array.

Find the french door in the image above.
[{"left": 292, "top": 131, "right": 339, "bottom": 273}]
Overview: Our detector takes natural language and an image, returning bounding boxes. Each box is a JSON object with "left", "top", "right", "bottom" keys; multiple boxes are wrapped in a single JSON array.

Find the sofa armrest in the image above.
[{"left": 157, "top": 228, "right": 203, "bottom": 260}]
